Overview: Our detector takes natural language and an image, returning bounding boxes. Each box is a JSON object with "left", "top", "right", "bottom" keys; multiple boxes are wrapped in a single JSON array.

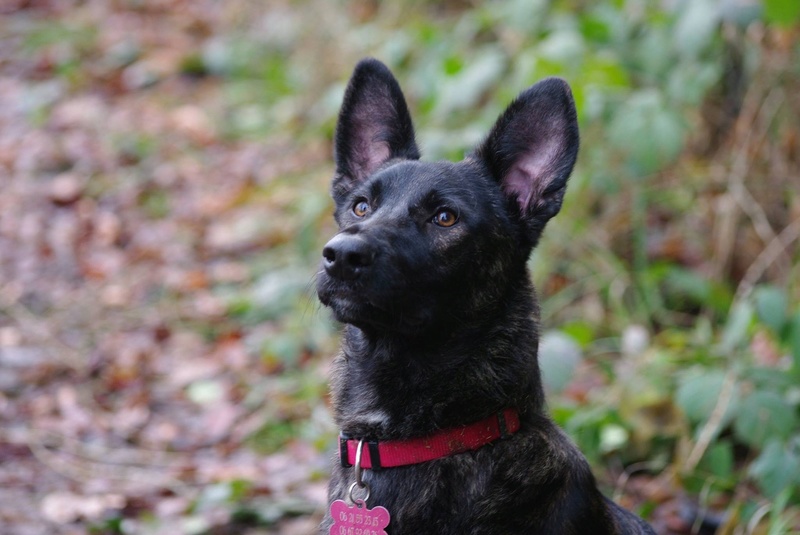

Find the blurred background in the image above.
[{"left": 0, "top": 0, "right": 798, "bottom": 533}]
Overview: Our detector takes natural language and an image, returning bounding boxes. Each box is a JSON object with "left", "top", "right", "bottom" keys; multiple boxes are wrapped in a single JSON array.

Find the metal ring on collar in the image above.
[
  {"left": 354, "top": 438, "right": 366, "bottom": 488},
  {"left": 347, "top": 480, "right": 370, "bottom": 504},
  {"left": 348, "top": 439, "right": 371, "bottom": 504}
]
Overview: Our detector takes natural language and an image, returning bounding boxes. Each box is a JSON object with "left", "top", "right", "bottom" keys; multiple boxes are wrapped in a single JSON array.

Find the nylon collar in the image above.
[{"left": 339, "top": 408, "right": 520, "bottom": 470}]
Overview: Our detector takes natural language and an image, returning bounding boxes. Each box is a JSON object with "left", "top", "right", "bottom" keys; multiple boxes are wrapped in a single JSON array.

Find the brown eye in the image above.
[
  {"left": 433, "top": 209, "right": 458, "bottom": 227},
  {"left": 353, "top": 199, "right": 369, "bottom": 217}
]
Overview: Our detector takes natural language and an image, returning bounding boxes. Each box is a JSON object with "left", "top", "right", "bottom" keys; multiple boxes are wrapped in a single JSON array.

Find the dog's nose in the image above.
[{"left": 322, "top": 234, "right": 375, "bottom": 280}]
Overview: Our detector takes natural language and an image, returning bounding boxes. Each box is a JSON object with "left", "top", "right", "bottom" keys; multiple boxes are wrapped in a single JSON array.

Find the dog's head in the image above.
[{"left": 317, "top": 58, "right": 578, "bottom": 335}]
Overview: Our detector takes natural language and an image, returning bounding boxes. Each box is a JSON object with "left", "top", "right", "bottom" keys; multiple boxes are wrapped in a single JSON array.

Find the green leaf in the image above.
[
  {"left": 538, "top": 29, "right": 585, "bottom": 65},
  {"left": 734, "top": 390, "right": 797, "bottom": 448},
  {"left": 663, "top": 266, "right": 732, "bottom": 313},
  {"left": 599, "top": 423, "right": 629, "bottom": 453},
  {"left": 700, "top": 441, "right": 734, "bottom": 479},
  {"left": 433, "top": 47, "right": 506, "bottom": 117},
  {"left": 538, "top": 331, "right": 583, "bottom": 393},
  {"left": 579, "top": 14, "right": 612, "bottom": 43},
  {"left": 443, "top": 55, "right": 464, "bottom": 76},
  {"left": 248, "top": 419, "right": 297, "bottom": 454},
  {"left": 749, "top": 439, "right": 800, "bottom": 498},
  {"left": 768, "top": 487, "right": 794, "bottom": 535},
  {"left": 754, "top": 285, "right": 788, "bottom": 334},
  {"left": 747, "top": 366, "right": 798, "bottom": 391},
  {"left": 720, "top": 301, "right": 754, "bottom": 353},
  {"left": 720, "top": 0, "right": 763, "bottom": 26},
  {"left": 666, "top": 61, "right": 722, "bottom": 106},
  {"left": 673, "top": 0, "right": 720, "bottom": 58},
  {"left": 632, "top": 27, "right": 673, "bottom": 80},
  {"left": 764, "top": 0, "right": 800, "bottom": 27},
  {"left": 560, "top": 322, "right": 596, "bottom": 348},
  {"left": 563, "top": 406, "right": 619, "bottom": 464},
  {"left": 582, "top": 55, "right": 630, "bottom": 89},
  {"left": 675, "top": 370, "right": 739, "bottom": 427},
  {"left": 788, "top": 311, "right": 800, "bottom": 369},
  {"left": 608, "top": 90, "right": 686, "bottom": 175}
]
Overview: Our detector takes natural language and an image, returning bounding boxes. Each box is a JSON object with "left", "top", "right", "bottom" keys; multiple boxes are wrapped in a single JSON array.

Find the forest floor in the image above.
[{"left": 1, "top": 1, "right": 798, "bottom": 534}]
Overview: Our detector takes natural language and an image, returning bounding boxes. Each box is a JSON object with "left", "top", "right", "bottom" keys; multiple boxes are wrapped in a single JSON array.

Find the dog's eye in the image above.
[
  {"left": 433, "top": 209, "right": 458, "bottom": 227},
  {"left": 353, "top": 199, "right": 369, "bottom": 217}
]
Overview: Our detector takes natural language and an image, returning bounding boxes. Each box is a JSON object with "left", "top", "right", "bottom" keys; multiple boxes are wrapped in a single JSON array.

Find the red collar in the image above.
[{"left": 339, "top": 408, "right": 520, "bottom": 470}]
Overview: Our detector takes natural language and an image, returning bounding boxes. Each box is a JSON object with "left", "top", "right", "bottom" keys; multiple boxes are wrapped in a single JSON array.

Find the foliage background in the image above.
[{"left": 0, "top": 0, "right": 798, "bottom": 533}]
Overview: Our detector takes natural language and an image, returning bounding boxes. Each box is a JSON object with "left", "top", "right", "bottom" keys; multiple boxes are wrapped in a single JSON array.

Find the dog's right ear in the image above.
[
  {"left": 332, "top": 58, "right": 420, "bottom": 204},
  {"left": 474, "top": 78, "right": 579, "bottom": 246}
]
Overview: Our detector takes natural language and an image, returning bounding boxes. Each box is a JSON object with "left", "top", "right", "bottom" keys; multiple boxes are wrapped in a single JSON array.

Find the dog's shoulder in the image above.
[{"left": 503, "top": 417, "right": 654, "bottom": 535}]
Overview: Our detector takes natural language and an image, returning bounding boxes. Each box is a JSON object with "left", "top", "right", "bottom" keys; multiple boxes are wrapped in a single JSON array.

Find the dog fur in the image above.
[{"left": 317, "top": 58, "right": 655, "bottom": 535}]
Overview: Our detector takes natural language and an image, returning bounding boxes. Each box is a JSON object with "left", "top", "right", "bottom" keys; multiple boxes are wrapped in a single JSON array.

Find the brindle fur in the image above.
[{"left": 317, "top": 58, "right": 655, "bottom": 534}]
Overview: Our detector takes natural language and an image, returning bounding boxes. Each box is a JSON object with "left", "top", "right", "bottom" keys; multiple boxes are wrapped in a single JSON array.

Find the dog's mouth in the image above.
[{"left": 317, "top": 275, "right": 429, "bottom": 334}]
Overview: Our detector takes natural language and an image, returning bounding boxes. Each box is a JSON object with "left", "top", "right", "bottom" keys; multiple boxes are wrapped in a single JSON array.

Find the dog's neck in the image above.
[{"left": 331, "top": 277, "right": 546, "bottom": 441}]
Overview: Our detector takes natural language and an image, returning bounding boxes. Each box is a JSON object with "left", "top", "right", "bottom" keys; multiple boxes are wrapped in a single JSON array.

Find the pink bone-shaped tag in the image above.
[{"left": 329, "top": 499, "right": 391, "bottom": 535}]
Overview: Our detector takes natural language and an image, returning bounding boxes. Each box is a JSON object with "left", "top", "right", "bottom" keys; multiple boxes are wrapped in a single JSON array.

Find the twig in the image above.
[
  {"left": 682, "top": 370, "right": 737, "bottom": 474},
  {"left": 0, "top": 293, "right": 85, "bottom": 369},
  {"left": 692, "top": 477, "right": 716, "bottom": 535},
  {"left": 734, "top": 217, "right": 800, "bottom": 304},
  {"left": 713, "top": 78, "right": 790, "bottom": 279},
  {"left": 746, "top": 503, "right": 772, "bottom": 535},
  {"left": 0, "top": 426, "right": 191, "bottom": 491},
  {"left": 710, "top": 192, "right": 738, "bottom": 280},
  {"left": 612, "top": 460, "right": 667, "bottom": 503},
  {"left": 728, "top": 87, "right": 785, "bottom": 245},
  {"left": 22, "top": 428, "right": 188, "bottom": 491}
]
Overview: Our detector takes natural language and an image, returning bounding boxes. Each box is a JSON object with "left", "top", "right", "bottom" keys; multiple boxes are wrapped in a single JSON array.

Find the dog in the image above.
[{"left": 316, "top": 58, "right": 655, "bottom": 534}]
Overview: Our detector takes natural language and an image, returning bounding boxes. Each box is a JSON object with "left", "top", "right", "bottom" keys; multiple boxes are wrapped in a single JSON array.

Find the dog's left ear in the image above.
[
  {"left": 332, "top": 58, "right": 420, "bottom": 204},
  {"left": 475, "top": 78, "right": 579, "bottom": 242}
]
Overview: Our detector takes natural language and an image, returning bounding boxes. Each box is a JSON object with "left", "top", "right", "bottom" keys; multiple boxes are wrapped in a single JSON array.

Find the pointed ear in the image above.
[
  {"left": 475, "top": 77, "right": 579, "bottom": 239},
  {"left": 333, "top": 58, "right": 420, "bottom": 203}
]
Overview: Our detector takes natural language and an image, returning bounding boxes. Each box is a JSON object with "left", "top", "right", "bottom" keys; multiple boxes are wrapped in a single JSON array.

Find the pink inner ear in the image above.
[
  {"left": 353, "top": 127, "right": 390, "bottom": 179},
  {"left": 502, "top": 137, "right": 562, "bottom": 212},
  {"left": 349, "top": 105, "right": 392, "bottom": 181}
]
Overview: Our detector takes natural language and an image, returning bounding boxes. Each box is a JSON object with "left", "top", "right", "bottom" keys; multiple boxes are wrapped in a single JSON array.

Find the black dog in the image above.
[{"left": 317, "top": 58, "right": 655, "bottom": 534}]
